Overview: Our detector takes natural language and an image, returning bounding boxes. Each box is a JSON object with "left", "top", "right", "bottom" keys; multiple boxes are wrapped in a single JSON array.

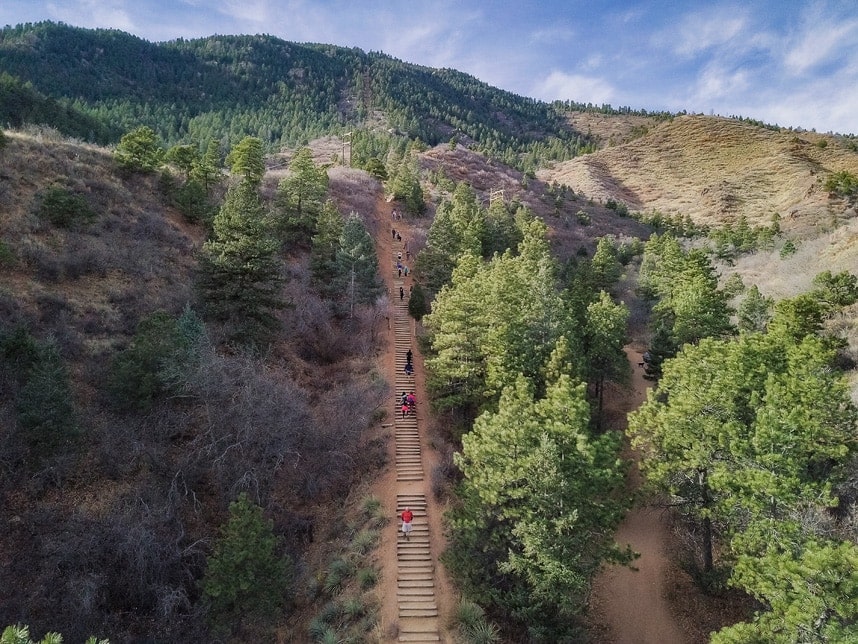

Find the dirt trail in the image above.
[{"left": 588, "top": 347, "right": 692, "bottom": 644}]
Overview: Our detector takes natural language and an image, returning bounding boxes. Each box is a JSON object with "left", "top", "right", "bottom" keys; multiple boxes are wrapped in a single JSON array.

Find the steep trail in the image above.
[
  {"left": 372, "top": 207, "right": 451, "bottom": 642},
  {"left": 390, "top": 258, "right": 441, "bottom": 641}
]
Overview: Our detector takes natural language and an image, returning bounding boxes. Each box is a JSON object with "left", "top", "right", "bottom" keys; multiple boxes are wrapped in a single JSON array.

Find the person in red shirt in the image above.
[{"left": 400, "top": 507, "right": 414, "bottom": 540}]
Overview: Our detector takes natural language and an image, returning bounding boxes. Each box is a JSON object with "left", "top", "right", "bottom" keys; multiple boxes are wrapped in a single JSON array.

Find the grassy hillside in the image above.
[
  {"left": 0, "top": 129, "right": 392, "bottom": 641},
  {"left": 541, "top": 115, "right": 858, "bottom": 235}
]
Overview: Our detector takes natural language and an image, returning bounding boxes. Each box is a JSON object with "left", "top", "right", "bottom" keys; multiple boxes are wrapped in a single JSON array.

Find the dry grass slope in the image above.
[
  {"left": 0, "top": 130, "right": 202, "bottom": 370},
  {"left": 541, "top": 115, "right": 858, "bottom": 235}
]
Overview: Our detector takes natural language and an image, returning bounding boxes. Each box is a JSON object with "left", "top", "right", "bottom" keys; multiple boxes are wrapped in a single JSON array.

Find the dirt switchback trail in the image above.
[
  {"left": 588, "top": 347, "right": 692, "bottom": 644},
  {"left": 372, "top": 204, "right": 453, "bottom": 643}
]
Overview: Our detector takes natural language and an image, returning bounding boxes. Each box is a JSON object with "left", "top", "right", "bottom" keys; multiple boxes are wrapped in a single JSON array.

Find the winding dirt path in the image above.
[{"left": 588, "top": 347, "right": 692, "bottom": 644}]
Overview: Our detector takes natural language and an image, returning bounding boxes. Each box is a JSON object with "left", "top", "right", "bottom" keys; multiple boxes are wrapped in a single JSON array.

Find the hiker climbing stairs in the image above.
[
  {"left": 390, "top": 235, "right": 442, "bottom": 642},
  {"left": 393, "top": 299, "right": 421, "bottom": 482},
  {"left": 396, "top": 493, "right": 438, "bottom": 641}
]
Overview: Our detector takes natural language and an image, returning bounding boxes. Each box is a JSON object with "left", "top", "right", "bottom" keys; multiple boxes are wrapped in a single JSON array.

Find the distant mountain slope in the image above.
[
  {"left": 540, "top": 115, "right": 858, "bottom": 236},
  {"left": 0, "top": 21, "right": 589, "bottom": 166}
]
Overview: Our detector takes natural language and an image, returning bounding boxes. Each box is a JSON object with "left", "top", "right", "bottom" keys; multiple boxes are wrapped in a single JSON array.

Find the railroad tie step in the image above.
[
  {"left": 398, "top": 634, "right": 441, "bottom": 642},
  {"left": 398, "top": 581, "right": 435, "bottom": 589},
  {"left": 399, "top": 603, "right": 438, "bottom": 613},
  {"left": 399, "top": 608, "right": 439, "bottom": 618}
]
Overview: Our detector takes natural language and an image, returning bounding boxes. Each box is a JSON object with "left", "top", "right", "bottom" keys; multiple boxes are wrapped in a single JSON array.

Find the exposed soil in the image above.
[
  {"left": 588, "top": 342, "right": 750, "bottom": 643},
  {"left": 587, "top": 347, "right": 693, "bottom": 644}
]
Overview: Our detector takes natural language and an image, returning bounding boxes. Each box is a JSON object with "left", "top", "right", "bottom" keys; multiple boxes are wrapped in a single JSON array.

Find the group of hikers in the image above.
[
  {"left": 395, "top": 244, "right": 410, "bottom": 279},
  {"left": 392, "top": 220, "right": 416, "bottom": 540},
  {"left": 399, "top": 389, "right": 416, "bottom": 417}
]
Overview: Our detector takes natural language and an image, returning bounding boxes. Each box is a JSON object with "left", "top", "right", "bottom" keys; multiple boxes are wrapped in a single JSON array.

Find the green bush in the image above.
[
  {"left": 0, "top": 325, "right": 42, "bottom": 379},
  {"left": 173, "top": 177, "right": 216, "bottom": 224},
  {"left": 340, "top": 597, "right": 365, "bottom": 620},
  {"left": 407, "top": 282, "right": 429, "bottom": 321},
  {"left": 0, "top": 240, "right": 14, "bottom": 268},
  {"left": 323, "top": 558, "right": 354, "bottom": 596},
  {"left": 15, "top": 340, "right": 79, "bottom": 459},
  {"left": 451, "top": 599, "right": 502, "bottom": 643},
  {"left": 316, "top": 628, "right": 342, "bottom": 644},
  {"left": 824, "top": 170, "right": 858, "bottom": 197},
  {"left": 364, "top": 157, "right": 387, "bottom": 181},
  {"left": 202, "top": 493, "right": 292, "bottom": 633},
  {"left": 779, "top": 239, "right": 797, "bottom": 258},
  {"left": 350, "top": 529, "right": 378, "bottom": 556},
  {"left": 114, "top": 125, "right": 163, "bottom": 172},
  {"left": 454, "top": 599, "right": 486, "bottom": 631},
  {"left": 36, "top": 186, "right": 95, "bottom": 228},
  {"left": 1, "top": 624, "right": 109, "bottom": 644},
  {"left": 361, "top": 495, "right": 382, "bottom": 520},
  {"left": 107, "top": 307, "right": 203, "bottom": 411},
  {"left": 356, "top": 567, "right": 378, "bottom": 590}
]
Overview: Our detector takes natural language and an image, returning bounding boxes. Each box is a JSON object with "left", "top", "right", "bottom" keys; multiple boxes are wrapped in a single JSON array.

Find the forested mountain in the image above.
[{"left": 0, "top": 21, "right": 591, "bottom": 169}]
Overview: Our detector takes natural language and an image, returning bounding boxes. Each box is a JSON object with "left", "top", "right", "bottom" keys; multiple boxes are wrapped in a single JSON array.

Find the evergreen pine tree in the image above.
[
  {"left": 333, "top": 213, "right": 383, "bottom": 315},
  {"left": 197, "top": 180, "right": 284, "bottom": 345},
  {"left": 202, "top": 493, "right": 291, "bottom": 633}
]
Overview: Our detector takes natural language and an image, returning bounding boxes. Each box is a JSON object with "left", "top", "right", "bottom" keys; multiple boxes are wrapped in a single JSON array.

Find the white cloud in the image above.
[
  {"left": 530, "top": 70, "right": 616, "bottom": 105},
  {"left": 580, "top": 53, "right": 605, "bottom": 72},
  {"left": 529, "top": 26, "right": 575, "bottom": 45},
  {"left": 691, "top": 62, "right": 751, "bottom": 104},
  {"left": 751, "top": 66, "right": 858, "bottom": 133},
  {"left": 666, "top": 6, "right": 749, "bottom": 58},
  {"left": 783, "top": 10, "right": 858, "bottom": 75},
  {"left": 216, "top": 0, "right": 272, "bottom": 27},
  {"left": 46, "top": 0, "right": 135, "bottom": 32}
]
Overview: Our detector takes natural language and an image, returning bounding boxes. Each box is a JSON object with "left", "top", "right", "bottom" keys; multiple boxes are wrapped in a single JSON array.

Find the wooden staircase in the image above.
[{"left": 390, "top": 242, "right": 441, "bottom": 642}]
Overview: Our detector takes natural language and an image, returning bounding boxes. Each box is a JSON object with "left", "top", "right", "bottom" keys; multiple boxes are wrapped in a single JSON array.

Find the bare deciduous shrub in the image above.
[
  {"left": 174, "top": 346, "right": 319, "bottom": 504},
  {"left": 328, "top": 167, "right": 382, "bottom": 233},
  {"left": 62, "top": 247, "right": 109, "bottom": 279},
  {"left": 9, "top": 498, "right": 202, "bottom": 642},
  {"left": 35, "top": 292, "right": 71, "bottom": 322},
  {"left": 431, "top": 442, "right": 458, "bottom": 502},
  {"left": 23, "top": 245, "right": 62, "bottom": 282}
]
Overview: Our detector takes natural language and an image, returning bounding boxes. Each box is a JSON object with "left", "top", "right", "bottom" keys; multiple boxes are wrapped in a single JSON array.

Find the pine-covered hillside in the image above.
[{"left": 0, "top": 21, "right": 593, "bottom": 169}]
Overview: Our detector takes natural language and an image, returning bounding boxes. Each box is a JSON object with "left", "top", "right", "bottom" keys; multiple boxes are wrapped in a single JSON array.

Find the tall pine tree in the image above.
[{"left": 196, "top": 179, "right": 284, "bottom": 345}]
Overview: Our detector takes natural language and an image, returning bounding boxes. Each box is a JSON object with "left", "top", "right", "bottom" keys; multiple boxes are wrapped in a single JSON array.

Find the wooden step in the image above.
[
  {"left": 399, "top": 608, "right": 439, "bottom": 618},
  {"left": 398, "top": 630, "right": 441, "bottom": 642}
]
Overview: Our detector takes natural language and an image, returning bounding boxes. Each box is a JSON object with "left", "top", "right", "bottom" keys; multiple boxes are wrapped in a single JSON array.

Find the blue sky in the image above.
[{"left": 2, "top": 0, "right": 856, "bottom": 135}]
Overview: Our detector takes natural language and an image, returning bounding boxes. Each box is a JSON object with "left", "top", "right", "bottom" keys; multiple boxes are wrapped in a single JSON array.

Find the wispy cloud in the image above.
[
  {"left": 690, "top": 62, "right": 751, "bottom": 104},
  {"left": 531, "top": 70, "right": 616, "bottom": 105},
  {"left": 45, "top": 0, "right": 136, "bottom": 32},
  {"left": 667, "top": 6, "right": 750, "bottom": 58},
  {"left": 783, "top": 6, "right": 858, "bottom": 75},
  {"left": 529, "top": 26, "right": 576, "bottom": 45}
]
